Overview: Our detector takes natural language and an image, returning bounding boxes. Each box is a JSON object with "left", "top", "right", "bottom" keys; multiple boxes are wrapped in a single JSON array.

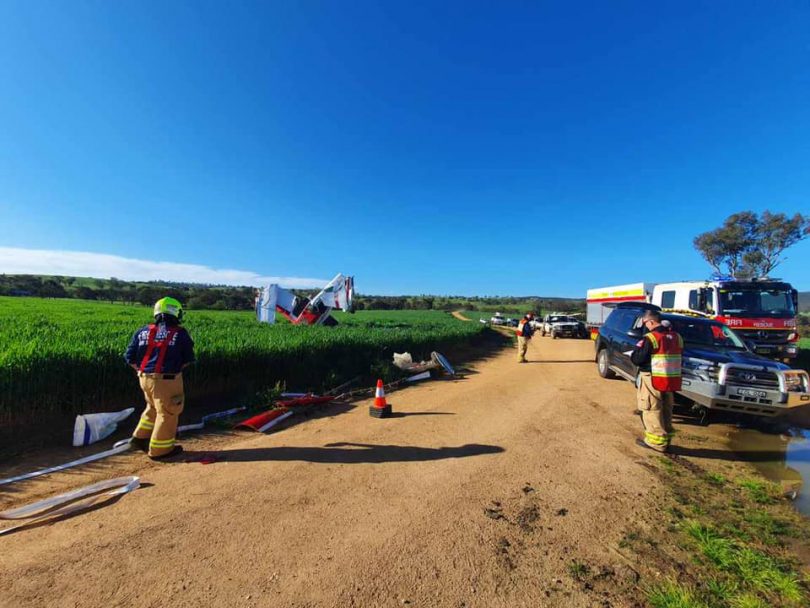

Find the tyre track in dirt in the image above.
[{"left": 1, "top": 337, "right": 665, "bottom": 608}]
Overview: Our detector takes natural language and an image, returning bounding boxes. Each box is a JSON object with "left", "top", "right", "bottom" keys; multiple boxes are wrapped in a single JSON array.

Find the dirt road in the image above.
[{"left": 0, "top": 338, "right": 741, "bottom": 607}]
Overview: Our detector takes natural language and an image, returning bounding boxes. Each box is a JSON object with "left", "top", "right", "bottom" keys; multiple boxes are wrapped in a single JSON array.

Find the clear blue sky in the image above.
[{"left": 1, "top": 1, "right": 808, "bottom": 295}]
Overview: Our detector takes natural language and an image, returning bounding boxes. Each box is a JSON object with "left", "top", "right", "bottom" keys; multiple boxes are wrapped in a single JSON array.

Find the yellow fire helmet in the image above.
[{"left": 153, "top": 297, "right": 184, "bottom": 321}]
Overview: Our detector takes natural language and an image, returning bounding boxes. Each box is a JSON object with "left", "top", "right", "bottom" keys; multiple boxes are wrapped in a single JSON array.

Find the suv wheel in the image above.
[{"left": 597, "top": 348, "right": 616, "bottom": 379}]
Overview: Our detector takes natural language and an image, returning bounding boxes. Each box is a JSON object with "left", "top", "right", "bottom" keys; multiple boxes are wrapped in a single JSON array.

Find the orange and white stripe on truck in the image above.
[{"left": 586, "top": 287, "right": 647, "bottom": 304}]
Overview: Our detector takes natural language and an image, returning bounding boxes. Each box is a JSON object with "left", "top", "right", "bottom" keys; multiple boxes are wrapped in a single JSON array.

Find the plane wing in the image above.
[{"left": 256, "top": 274, "right": 354, "bottom": 326}]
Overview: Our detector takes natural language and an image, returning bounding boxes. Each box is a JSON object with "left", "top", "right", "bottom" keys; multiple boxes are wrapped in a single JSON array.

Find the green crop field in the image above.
[
  {"left": 459, "top": 310, "right": 525, "bottom": 323},
  {"left": 0, "top": 297, "right": 487, "bottom": 445}
]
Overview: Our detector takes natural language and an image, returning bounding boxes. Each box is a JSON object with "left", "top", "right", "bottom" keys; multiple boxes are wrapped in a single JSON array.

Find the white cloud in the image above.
[{"left": 0, "top": 247, "right": 329, "bottom": 288}]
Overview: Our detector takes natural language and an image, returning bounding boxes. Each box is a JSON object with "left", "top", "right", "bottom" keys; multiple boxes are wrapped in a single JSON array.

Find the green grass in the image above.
[
  {"left": 737, "top": 479, "right": 780, "bottom": 505},
  {"left": 567, "top": 560, "right": 590, "bottom": 580},
  {"left": 0, "top": 297, "right": 487, "bottom": 439},
  {"left": 741, "top": 510, "right": 792, "bottom": 544},
  {"left": 646, "top": 580, "right": 708, "bottom": 608},
  {"left": 683, "top": 521, "right": 803, "bottom": 604}
]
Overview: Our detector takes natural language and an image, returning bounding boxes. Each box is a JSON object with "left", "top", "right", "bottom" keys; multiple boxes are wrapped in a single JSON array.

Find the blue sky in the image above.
[{"left": 1, "top": 1, "right": 808, "bottom": 296}]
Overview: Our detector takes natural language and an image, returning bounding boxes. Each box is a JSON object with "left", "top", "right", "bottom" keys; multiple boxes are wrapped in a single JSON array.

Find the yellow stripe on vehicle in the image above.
[{"left": 587, "top": 289, "right": 645, "bottom": 299}]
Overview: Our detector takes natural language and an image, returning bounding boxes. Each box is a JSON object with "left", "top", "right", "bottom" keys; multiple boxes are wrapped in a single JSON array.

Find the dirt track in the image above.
[{"left": 0, "top": 338, "right": 712, "bottom": 607}]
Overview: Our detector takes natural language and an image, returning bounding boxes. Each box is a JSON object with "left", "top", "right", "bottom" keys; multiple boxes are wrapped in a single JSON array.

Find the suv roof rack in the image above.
[{"left": 609, "top": 302, "right": 661, "bottom": 311}]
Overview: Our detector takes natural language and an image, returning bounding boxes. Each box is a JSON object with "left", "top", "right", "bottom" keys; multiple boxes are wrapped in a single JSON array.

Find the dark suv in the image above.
[{"left": 595, "top": 303, "right": 809, "bottom": 418}]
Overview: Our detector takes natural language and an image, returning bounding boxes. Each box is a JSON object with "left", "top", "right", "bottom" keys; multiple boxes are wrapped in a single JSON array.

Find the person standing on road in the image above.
[
  {"left": 516, "top": 312, "right": 535, "bottom": 363},
  {"left": 630, "top": 310, "right": 683, "bottom": 452},
  {"left": 124, "top": 297, "right": 195, "bottom": 460}
]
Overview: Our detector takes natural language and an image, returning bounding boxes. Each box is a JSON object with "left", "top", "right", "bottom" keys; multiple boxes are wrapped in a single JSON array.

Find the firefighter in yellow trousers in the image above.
[
  {"left": 124, "top": 297, "right": 195, "bottom": 460},
  {"left": 630, "top": 310, "right": 683, "bottom": 453},
  {"left": 516, "top": 312, "right": 535, "bottom": 363}
]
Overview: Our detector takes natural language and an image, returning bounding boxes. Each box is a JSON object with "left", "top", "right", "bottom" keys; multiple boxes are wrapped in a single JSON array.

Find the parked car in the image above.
[
  {"left": 541, "top": 314, "right": 587, "bottom": 339},
  {"left": 594, "top": 302, "right": 810, "bottom": 421},
  {"left": 489, "top": 312, "right": 506, "bottom": 326}
]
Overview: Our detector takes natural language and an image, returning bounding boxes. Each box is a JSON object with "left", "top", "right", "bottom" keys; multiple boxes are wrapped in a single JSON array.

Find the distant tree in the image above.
[
  {"left": 75, "top": 286, "right": 97, "bottom": 300},
  {"left": 693, "top": 211, "right": 810, "bottom": 278},
  {"left": 136, "top": 286, "right": 160, "bottom": 306},
  {"left": 743, "top": 211, "right": 810, "bottom": 277},
  {"left": 39, "top": 279, "right": 67, "bottom": 298},
  {"left": 367, "top": 299, "right": 392, "bottom": 310}
]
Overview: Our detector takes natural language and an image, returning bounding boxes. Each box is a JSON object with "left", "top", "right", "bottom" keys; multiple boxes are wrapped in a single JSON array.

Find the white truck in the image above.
[
  {"left": 586, "top": 283, "right": 653, "bottom": 339},
  {"left": 540, "top": 313, "right": 587, "bottom": 339},
  {"left": 586, "top": 278, "right": 800, "bottom": 361}
]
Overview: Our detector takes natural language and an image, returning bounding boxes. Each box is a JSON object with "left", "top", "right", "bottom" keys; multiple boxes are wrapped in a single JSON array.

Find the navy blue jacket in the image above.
[
  {"left": 519, "top": 317, "right": 535, "bottom": 338},
  {"left": 124, "top": 323, "right": 195, "bottom": 374}
]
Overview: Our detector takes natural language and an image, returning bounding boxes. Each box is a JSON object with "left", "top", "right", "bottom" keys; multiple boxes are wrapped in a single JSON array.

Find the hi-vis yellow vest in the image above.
[
  {"left": 645, "top": 329, "right": 684, "bottom": 391},
  {"left": 516, "top": 319, "right": 528, "bottom": 337}
]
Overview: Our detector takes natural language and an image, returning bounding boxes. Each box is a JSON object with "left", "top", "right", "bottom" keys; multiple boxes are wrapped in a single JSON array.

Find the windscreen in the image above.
[
  {"left": 718, "top": 289, "right": 795, "bottom": 317},
  {"left": 550, "top": 316, "right": 575, "bottom": 323},
  {"left": 668, "top": 319, "right": 746, "bottom": 350}
]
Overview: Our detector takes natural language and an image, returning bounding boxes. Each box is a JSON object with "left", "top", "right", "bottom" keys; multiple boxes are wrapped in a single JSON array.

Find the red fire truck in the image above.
[{"left": 586, "top": 277, "right": 800, "bottom": 361}]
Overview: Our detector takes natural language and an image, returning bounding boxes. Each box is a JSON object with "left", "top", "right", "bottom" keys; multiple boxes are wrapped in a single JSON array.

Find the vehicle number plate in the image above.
[
  {"left": 755, "top": 347, "right": 773, "bottom": 354},
  {"left": 736, "top": 388, "right": 767, "bottom": 399}
]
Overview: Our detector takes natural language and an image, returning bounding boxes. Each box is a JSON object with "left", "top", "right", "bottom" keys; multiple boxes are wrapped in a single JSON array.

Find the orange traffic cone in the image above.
[{"left": 369, "top": 379, "right": 392, "bottom": 418}]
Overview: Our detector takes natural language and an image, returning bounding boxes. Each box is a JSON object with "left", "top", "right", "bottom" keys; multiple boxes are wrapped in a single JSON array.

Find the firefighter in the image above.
[
  {"left": 516, "top": 312, "right": 535, "bottom": 363},
  {"left": 630, "top": 309, "right": 683, "bottom": 452},
  {"left": 124, "top": 297, "right": 195, "bottom": 459}
]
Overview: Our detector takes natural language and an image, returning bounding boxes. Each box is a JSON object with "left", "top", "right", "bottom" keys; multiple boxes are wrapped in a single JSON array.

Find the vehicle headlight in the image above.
[
  {"left": 783, "top": 371, "right": 807, "bottom": 393},
  {"left": 683, "top": 359, "right": 715, "bottom": 382}
]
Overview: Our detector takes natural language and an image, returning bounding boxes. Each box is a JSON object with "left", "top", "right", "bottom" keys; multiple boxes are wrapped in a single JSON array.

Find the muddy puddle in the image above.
[{"left": 727, "top": 425, "right": 810, "bottom": 516}]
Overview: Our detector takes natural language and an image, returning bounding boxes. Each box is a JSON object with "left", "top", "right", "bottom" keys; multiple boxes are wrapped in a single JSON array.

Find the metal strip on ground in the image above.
[
  {"left": 0, "top": 442, "right": 133, "bottom": 487},
  {"left": 0, "top": 476, "right": 140, "bottom": 536},
  {"left": 177, "top": 406, "right": 246, "bottom": 433},
  {"left": 0, "top": 407, "right": 246, "bottom": 487}
]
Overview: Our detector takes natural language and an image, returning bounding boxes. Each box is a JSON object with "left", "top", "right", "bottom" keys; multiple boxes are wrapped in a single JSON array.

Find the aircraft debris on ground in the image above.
[{"left": 255, "top": 273, "right": 354, "bottom": 326}]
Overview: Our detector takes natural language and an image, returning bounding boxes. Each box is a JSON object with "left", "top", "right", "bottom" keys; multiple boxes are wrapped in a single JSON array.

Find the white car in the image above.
[
  {"left": 489, "top": 313, "right": 506, "bottom": 326},
  {"left": 541, "top": 314, "right": 585, "bottom": 339}
]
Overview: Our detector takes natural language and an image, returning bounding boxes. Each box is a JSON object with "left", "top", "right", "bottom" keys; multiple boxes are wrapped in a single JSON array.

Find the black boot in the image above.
[
  {"left": 149, "top": 445, "right": 184, "bottom": 461},
  {"left": 130, "top": 437, "right": 149, "bottom": 453}
]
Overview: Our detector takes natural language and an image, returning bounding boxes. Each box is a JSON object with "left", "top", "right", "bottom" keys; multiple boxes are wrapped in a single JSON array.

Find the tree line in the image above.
[
  {"left": 0, "top": 275, "right": 585, "bottom": 314},
  {"left": 0, "top": 275, "right": 257, "bottom": 311}
]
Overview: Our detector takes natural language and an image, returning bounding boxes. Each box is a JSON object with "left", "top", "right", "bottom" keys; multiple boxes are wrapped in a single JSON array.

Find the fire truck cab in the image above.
[{"left": 650, "top": 278, "right": 800, "bottom": 360}]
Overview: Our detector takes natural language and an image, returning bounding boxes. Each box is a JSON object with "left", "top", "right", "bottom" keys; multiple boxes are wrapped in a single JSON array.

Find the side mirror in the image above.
[{"left": 791, "top": 289, "right": 799, "bottom": 312}]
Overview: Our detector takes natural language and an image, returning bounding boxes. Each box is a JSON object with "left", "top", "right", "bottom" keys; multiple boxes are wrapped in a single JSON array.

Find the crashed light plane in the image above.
[{"left": 255, "top": 274, "right": 354, "bottom": 326}]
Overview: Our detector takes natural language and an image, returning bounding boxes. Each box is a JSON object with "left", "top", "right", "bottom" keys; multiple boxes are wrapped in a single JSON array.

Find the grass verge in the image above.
[{"left": 617, "top": 449, "right": 810, "bottom": 608}]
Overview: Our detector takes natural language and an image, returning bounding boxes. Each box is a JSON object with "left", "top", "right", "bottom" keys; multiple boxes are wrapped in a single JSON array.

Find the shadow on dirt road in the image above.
[
  {"left": 669, "top": 445, "right": 787, "bottom": 463},
  {"left": 204, "top": 442, "right": 504, "bottom": 464}
]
